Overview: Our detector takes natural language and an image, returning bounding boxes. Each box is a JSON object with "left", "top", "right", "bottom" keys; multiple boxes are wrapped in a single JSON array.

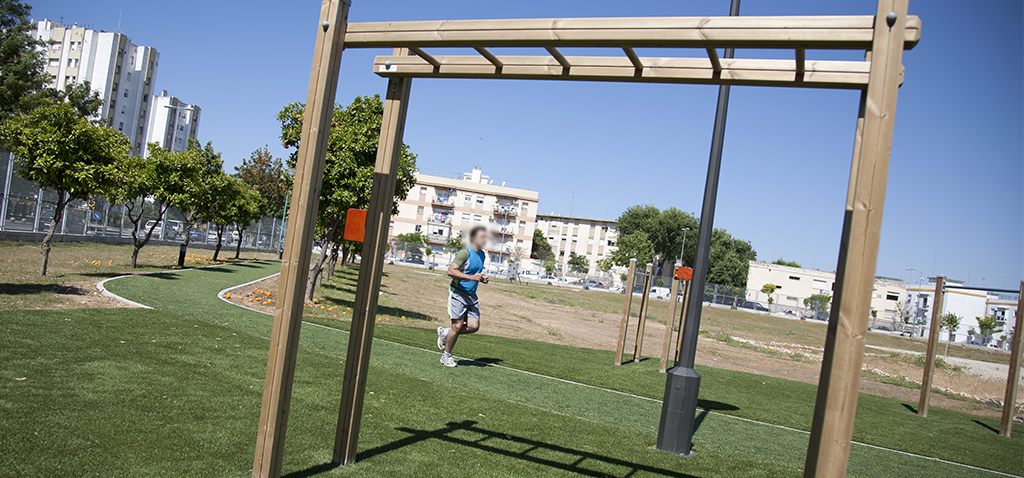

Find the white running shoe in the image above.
[
  {"left": 437, "top": 326, "right": 448, "bottom": 351},
  {"left": 440, "top": 353, "right": 457, "bottom": 368}
]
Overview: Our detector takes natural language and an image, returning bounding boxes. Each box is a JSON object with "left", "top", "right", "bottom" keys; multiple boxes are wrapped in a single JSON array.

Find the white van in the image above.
[{"left": 649, "top": 287, "right": 671, "bottom": 300}]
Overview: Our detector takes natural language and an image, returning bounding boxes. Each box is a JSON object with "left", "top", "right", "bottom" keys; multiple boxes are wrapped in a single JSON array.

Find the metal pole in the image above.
[
  {"left": 657, "top": 0, "right": 740, "bottom": 457},
  {"left": 33, "top": 188, "right": 42, "bottom": 232},
  {"left": 678, "top": 228, "right": 688, "bottom": 265},
  {"left": 0, "top": 152, "right": 12, "bottom": 231},
  {"left": 278, "top": 192, "right": 289, "bottom": 260}
]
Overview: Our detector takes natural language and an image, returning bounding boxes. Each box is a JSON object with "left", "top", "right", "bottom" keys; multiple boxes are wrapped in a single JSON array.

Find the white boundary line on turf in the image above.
[{"left": 116, "top": 270, "right": 1021, "bottom": 478}]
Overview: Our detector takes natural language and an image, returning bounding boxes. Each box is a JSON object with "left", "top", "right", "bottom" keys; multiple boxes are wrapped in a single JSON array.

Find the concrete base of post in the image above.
[{"left": 656, "top": 366, "right": 701, "bottom": 456}]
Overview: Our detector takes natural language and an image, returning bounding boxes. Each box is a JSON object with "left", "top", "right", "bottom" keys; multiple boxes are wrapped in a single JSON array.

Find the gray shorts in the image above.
[{"left": 448, "top": 288, "right": 480, "bottom": 322}]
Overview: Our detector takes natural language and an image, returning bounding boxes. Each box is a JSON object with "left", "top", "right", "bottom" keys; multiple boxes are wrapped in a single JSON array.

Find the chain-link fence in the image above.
[{"left": 0, "top": 152, "right": 286, "bottom": 253}]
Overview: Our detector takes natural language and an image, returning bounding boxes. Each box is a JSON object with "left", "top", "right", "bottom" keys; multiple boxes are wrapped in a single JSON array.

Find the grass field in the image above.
[{"left": 3, "top": 260, "right": 1020, "bottom": 477}]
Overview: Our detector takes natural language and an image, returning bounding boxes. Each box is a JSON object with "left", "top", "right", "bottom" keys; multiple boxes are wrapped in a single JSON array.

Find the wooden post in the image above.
[
  {"left": 918, "top": 276, "right": 945, "bottom": 417},
  {"left": 333, "top": 64, "right": 413, "bottom": 465},
  {"left": 1000, "top": 281, "right": 1024, "bottom": 437},
  {"left": 633, "top": 263, "right": 654, "bottom": 362},
  {"left": 661, "top": 264, "right": 682, "bottom": 372},
  {"left": 675, "top": 280, "right": 691, "bottom": 361},
  {"left": 251, "top": 2, "right": 349, "bottom": 477},
  {"left": 614, "top": 259, "right": 637, "bottom": 365},
  {"left": 804, "top": 1, "right": 908, "bottom": 476}
]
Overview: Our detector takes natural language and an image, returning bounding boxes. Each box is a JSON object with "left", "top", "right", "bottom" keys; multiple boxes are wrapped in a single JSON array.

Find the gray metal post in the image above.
[
  {"left": 102, "top": 201, "right": 109, "bottom": 236},
  {"left": 159, "top": 208, "right": 167, "bottom": 241},
  {"left": 60, "top": 196, "right": 69, "bottom": 234},
  {"left": 657, "top": 0, "right": 740, "bottom": 457},
  {"left": 119, "top": 204, "right": 125, "bottom": 237},
  {"left": 33, "top": 188, "right": 42, "bottom": 232},
  {"left": 278, "top": 192, "right": 289, "bottom": 260},
  {"left": 0, "top": 152, "right": 12, "bottom": 230},
  {"left": 256, "top": 220, "right": 263, "bottom": 249}
]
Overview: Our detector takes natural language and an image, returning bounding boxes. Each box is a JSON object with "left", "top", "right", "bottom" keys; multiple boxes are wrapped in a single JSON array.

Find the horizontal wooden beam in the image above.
[
  {"left": 372, "top": 54, "right": 873, "bottom": 89},
  {"left": 346, "top": 15, "right": 921, "bottom": 50}
]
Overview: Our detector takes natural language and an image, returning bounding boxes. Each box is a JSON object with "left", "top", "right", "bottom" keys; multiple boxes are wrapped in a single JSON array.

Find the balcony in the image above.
[
  {"left": 495, "top": 226, "right": 516, "bottom": 235},
  {"left": 428, "top": 214, "right": 451, "bottom": 225},
  {"left": 426, "top": 233, "right": 449, "bottom": 244},
  {"left": 493, "top": 204, "right": 519, "bottom": 216},
  {"left": 432, "top": 196, "right": 455, "bottom": 207}
]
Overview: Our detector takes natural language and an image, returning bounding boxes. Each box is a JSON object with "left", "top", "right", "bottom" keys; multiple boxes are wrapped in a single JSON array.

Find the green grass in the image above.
[{"left": 2, "top": 261, "right": 1021, "bottom": 477}]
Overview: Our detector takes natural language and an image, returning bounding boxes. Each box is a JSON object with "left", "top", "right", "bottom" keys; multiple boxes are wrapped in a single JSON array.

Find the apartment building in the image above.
[
  {"left": 535, "top": 214, "right": 620, "bottom": 277},
  {"left": 746, "top": 261, "right": 907, "bottom": 323},
  {"left": 390, "top": 168, "right": 539, "bottom": 267},
  {"left": 36, "top": 20, "right": 160, "bottom": 156},
  {"left": 143, "top": 91, "right": 201, "bottom": 157},
  {"left": 906, "top": 281, "right": 1019, "bottom": 347}
]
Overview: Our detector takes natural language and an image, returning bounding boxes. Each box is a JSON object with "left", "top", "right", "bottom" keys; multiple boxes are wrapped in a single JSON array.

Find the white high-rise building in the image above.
[
  {"left": 143, "top": 91, "right": 201, "bottom": 157},
  {"left": 35, "top": 20, "right": 159, "bottom": 156}
]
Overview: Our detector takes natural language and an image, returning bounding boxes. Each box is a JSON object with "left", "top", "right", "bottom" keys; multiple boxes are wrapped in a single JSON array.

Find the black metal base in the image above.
[{"left": 656, "top": 366, "right": 702, "bottom": 456}]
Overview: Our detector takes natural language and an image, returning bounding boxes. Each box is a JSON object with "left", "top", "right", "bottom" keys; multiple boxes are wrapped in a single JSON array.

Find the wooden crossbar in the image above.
[
  {"left": 344, "top": 15, "right": 921, "bottom": 50},
  {"left": 373, "top": 54, "right": 872, "bottom": 89}
]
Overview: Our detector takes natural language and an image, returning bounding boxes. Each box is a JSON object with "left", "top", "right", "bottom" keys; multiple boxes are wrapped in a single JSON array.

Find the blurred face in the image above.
[{"left": 470, "top": 229, "right": 488, "bottom": 250}]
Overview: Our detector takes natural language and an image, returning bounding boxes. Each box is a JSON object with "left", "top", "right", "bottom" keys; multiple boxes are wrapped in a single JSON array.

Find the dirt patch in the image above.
[{"left": 226, "top": 264, "right": 1018, "bottom": 419}]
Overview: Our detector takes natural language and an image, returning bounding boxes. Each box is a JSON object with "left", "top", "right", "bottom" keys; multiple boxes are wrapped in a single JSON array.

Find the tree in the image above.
[
  {"left": 279, "top": 96, "right": 417, "bottom": 300},
  {"left": 543, "top": 257, "right": 556, "bottom": 274},
  {"left": 150, "top": 139, "right": 225, "bottom": 268},
  {"left": 235, "top": 146, "right": 291, "bottom": 217},
  {"left": 607, "top": 230, "right": 655, "bottom": 268},
  {"left": 0, "top": 0, "right": 49, "bottom": 121},
  {"left": 197, "top": 174, "right": 242, "bottom": 262},
  {"left": 804, "top": 293, "right": 832, "bottom": 320},
  {"left": 46, "top": 81, "right": 103, "bottom": 120},
  {"left": 567, "top": 252, "right": 588, "bottom": 273},
  {"left": 940, "top": 313, "right": 961, "bottom": 356},
  {"left": 975, "top": 316, "right": 1002, "bottom": 346},
  {"left": 772, "top": 258, "right": 801, "bottom": 268},
  {"left": 225, "top": 179, "right": 266, "bottom": 259},
  {"left": 760, "top": 283, "right": 777, "bottom": 305},
  {"left": 445, "top": 232, "right": 464, "bottom": 262},
  {"left": 104, "top": 154, "right": 170, "bottom": 267},
  {"left": 394, "top": 232, "right": 426, "bottom": 257},
  {"left": 615, "top": 205, "right": 754, "bottom": 288},
  {"left": 0, "top": 101, "right": 128, "bottom": 274},
  {"left": 531, "top": 228, "right": 553, "bottom": 260}
]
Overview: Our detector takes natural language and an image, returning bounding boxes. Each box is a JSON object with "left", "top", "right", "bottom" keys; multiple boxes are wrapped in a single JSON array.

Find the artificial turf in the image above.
[{"left": 1, "top": 261, "right": 1020, "bottom": 477}]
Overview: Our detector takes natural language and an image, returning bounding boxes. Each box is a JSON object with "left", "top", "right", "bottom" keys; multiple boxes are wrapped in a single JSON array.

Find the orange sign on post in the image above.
[
  {"left": 674, "top": 266, "right": 693, "bottom": 281},
  {"left": 343, "top": 209, "right": 367, "bottom": 242}
]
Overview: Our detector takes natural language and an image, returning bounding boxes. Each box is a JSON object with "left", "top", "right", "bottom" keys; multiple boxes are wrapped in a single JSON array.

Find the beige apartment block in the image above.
[
  {"left": 535, "top": 214, "right": 620, "bottom": 280},
  {"left": 390, "top": 168, "right": 538, "bottom": 268}
]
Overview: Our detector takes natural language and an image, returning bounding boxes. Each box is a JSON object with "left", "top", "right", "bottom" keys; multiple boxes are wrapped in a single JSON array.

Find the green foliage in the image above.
[
  {"left": 567, "top": 251, "right": 588, "bottom": 273},
  {"left": 975, "top": 316, "right": 1002, "bottom": 344},
  {"left": 445, "top": 232, "right": 463, "bottom": 255},
  {"left": 761, "top": 283, "right": 777, "bottom": 304},
  {"left": 395, "top": 232, "right": 426, "bottom": 256},
  {"left": 278, "top": 96, "right": 417, "bottom": 242},
  {"left": 148, "top": 139, "right": 225, "bottom": 249},
  {"left": 543, "top": 257, "right": 556, "bottom": 273},
  {"left": 0, "top": 0, "right": 49, "bottom": 121},
  {"left": 530, "top": 228, "right": 553, "bottom": 260},
  {"left": 803, "top": 294, "right": 832, "bottom": 312},
  {"left": 0, "top": 101, "right": 130, "bottom": 274},
  {"left": 771, "top": 258, "right": 802, "bottom": 268},
  {"left": 656, "top": 278, "right": 665, "bottom": 287},
  {"left": 607, "top": 230, "right": 655, "bottom": 268},
  {"left": 616, "top": 205, "right": 754, "bottom": 287},
  {"left": 235, "top": 145, "right": 291, "bottom": 217},
  {"left": 45, "top": 81, "right": 103, "bottom": 120},
  {"left": 940, "top": 313, "right": 961, "bottom": 334}
]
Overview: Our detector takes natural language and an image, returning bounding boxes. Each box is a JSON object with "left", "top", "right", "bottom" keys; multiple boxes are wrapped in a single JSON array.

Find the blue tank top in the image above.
[{"left": 452, "top": 247, "right": 486, "bottom": 294}]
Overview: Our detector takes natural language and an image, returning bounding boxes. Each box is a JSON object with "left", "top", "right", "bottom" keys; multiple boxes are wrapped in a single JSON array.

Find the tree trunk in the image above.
[
  {"left": 325, "top": 242, "right": 341, "bottom": 280},
  {"left": 235, "top": 227, "right": 244, "bottom": 259},
  {"left": 340, "top": 248, "right": 349, "bottom": 267},
  {"left": 213, "top": 226, "right": 224, "bottom": 261},
  {"left": 177, "top": 219, "right": 193, "bottom": 268},
  {"left": 306, "top": 214, "right": 341, "bottom": 301},
  {"left": 39, "top": 191, "right": 68, "bottom": 276}
]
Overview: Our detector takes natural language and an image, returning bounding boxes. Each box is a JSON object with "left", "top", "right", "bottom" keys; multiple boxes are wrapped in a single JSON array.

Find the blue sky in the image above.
[{"left": 39, "top": 0, "right": 1022, "bottom": 287}]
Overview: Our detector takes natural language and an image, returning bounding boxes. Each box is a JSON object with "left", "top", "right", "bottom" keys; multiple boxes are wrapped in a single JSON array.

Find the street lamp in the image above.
[
  {"left": 678, "top": 227, "right": 691, "bottom": 266},
  {"left": 569, "top": 190, "right": 575, "bottom": 216}
]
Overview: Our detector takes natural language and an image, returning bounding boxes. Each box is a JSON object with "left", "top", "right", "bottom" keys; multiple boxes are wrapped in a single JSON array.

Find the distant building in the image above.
[
  {"left": 907, "top": 281, "right": 1019, "bottom": 348},
  {"left": 746, "top": 261, "right": 907, "bottom": 325},
  {"left": 35, "top": 20, "right": 160, "bottom": 156},
  {"left": 143, "top": 91, "right": 201, "bottom": 156},
  {"left": 390, "top": 167, "right": 539, "bottom": 267},
  {"left": 535, "top": 214, "right": 620, "bottom": 279}
]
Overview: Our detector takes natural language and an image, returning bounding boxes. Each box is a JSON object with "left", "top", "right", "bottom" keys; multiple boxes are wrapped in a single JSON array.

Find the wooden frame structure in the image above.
[
  {"left": 252, "top": 1, "right": 921, "bottom": 477},
  {"left": 614, "top": 260, "right": 654, "bottom": 365},
  {"left": 660, "top": 263, "right": 693, "bottom": 373}
]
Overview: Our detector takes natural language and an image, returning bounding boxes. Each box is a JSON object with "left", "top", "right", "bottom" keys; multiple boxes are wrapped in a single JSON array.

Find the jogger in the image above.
[{"left": 437, "top": 225, "right": 489, "bottom": 367}]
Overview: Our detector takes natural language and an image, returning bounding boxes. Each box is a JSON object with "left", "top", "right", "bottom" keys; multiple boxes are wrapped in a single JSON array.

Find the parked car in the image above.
[
  {"left": 584, "top": 279, "right": 607, "bottom": 290},
  {"left": 738, "top": 300, "right": 770, "bottom": 312},
  {"left": 649, "top": 287, "right": 671, "bottom": 299},
  {"left": 189, "top": 229, "right": 204, "bottom": 242},
  {"left": 405, "top": 257, "right": 425, "bottom": 265}
]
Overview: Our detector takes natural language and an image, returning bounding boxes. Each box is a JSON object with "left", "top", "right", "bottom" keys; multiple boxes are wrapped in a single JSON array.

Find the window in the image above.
[
  {"left": 476, "top": 195, "right": 484, "bottom": 204},
  {"left": 416, "top": 206, "right": 424, "bottom": 215},
  {"left": 123, "top": 89, "right": 129, "bottom": 98},
  {"left": 51, "top": 43, "right": 62, "bottom": 50},
  {"left": 142, "top": 95, "right": 147, "bottom": 103},
  {"left": 115, "top": 65, "right": 121, "bottom": 74},
  {"left": 419, "top": 187, "right": 427, "bottom": 195},
  {"left": 70, "top": 41, "right": 82, "bottom": 50},
  {"left": 112, "top": 82, "right": 119, "bottom": 92},
  {"left": 461, "top": 213, "right": 470, "bottom": 222},
  {"left": 789, "top": 276, "right": 801, "bottom": 280},
  {"left": 473, "top": 215, "right": 482, "bottom": 222},
  {"left": 118, "top": 122, "right": 124, "bottom": 131},
  {"left": 48, "top": 59, "right": 59, "bottom": 67},
  {"left": 885, "top": 293, "right": 899, "bottom": 301},
  {"left": 414, "top": 225, "right": 421, "bottom": 232},
  {"left": 126, "top": 72, "right": 131, "bottom": 80},
  {"left": 177, "top": 125, "right": 184, "bottom": 131},
  {"left": 67, "top": 58, "right": 79, "bottom": 68}
]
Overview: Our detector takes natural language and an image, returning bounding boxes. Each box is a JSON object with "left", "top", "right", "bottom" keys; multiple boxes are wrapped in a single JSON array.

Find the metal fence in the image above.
[{"left": 0, "top": 151, "right": 286, "bottom": 252}]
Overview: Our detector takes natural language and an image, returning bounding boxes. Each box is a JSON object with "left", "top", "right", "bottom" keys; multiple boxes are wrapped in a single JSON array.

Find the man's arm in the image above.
[{"left": 447, "top": 249, "right": 484, "bottom": 282}]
